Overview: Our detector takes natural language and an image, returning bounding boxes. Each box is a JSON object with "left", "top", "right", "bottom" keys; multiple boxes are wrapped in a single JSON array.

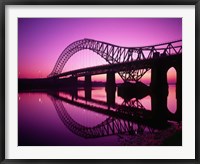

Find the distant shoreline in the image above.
[{"left": 18, "top": 78, "right": 176, "bottom": 86}]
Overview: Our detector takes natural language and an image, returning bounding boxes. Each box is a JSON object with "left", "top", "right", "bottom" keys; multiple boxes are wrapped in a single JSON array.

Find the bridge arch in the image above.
[
  {"left": 150, "top": 56, "right": 182, "bottom": 122},
  {"left": 167, "top": 67, "right": 177, "bottom": 114},
  {"left": 48, "top": 38, "right": 143, "bottom": 81},
  {"left": 165, "top": 61, "right": 181, "bottom": 118},
  {"left": 48, "top": 38, "right": 182, "bottom": 81}
]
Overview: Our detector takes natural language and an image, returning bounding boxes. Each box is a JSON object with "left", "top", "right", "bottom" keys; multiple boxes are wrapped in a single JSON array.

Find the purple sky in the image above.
[{"left": 18, "top": 18, "right": 182, "bottom": 82}]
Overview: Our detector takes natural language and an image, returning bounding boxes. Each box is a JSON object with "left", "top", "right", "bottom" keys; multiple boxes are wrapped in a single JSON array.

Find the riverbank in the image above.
[{"left": 117, "top": 122, "right": 182, "bottom": 146}]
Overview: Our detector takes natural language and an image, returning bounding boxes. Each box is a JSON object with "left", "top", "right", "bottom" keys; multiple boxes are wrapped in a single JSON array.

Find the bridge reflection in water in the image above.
[
  {"left": 49, "top": 84, "right": 181, "bottom": 138},
  {"left": 18, "top": 85, "right": 181, "bottom": 146}
]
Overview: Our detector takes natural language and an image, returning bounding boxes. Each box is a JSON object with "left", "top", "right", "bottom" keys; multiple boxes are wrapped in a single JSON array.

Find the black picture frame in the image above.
[{"left": 0, "top": 0, "right": 199, "bottom": 163}]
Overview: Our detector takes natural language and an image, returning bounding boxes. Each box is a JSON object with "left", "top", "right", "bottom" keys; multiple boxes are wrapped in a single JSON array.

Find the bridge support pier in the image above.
[
  {"left": 85, "top": 75, "right": 92, "bottom": 87},
  {"left": 106, "top": 72, "right": 116, "bottom": 88},
  {"left": 85, "top": 87, "right": 92, "bottom": 100},
  {"left": 85, "top": 75, "right": 92, "bottom": 100},
  {"left": 106, "top": 72, "right": 116, "bottom": 107},
  {"left": 69, "top": 76, "right": 78, "bottom": 101},
  {"left": 68, "top": 76, "right": 78, "bottom": 90},
  {"left": 151, "top": 61, "right": 168, "bottom": 126}
]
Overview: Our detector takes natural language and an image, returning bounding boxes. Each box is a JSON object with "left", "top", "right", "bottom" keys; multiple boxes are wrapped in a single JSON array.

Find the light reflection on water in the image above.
[
  {"left": 18, "top": 85, "right": 179, "bottom": 146},
  {"left": 167, "top": 85, "right": 176, "bottom": 113}
]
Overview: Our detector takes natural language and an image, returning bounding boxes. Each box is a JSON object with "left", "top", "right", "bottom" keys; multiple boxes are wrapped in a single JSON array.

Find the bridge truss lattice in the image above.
[{"left": 49, "top": 39, "right": 182, "bottom": 81}]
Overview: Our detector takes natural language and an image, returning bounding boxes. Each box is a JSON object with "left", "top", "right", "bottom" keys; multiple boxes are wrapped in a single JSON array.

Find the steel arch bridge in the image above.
[{"left": 48, "top": 38, "right": 182, "bottom": 81}]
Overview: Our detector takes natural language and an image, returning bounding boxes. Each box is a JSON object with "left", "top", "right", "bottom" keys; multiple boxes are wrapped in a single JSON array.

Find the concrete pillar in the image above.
[
  {"left": 106, "top": 72, "right": 116, "bottom": 88},
  {"left": 84, "top": 75, "right": 92, "bottom": 100},
  {"left": 106, "top": 72, "right": 116, "bottom": 107},
  {"left": 85, "top": 75, "right": 92, "bottom": 88},
  {"left": 85, "top": 87, "right": 92, "bottom": 100},
  {"left": 71, "top": 76, "right": 78, "bottom": 88},
  {"left": 106, "top": 87, "right": 116, "bottom": 107},
  {"left": 71, "top": 89, "right": 78, "bottom": 101},
  {"left": 71, "top": 76, "right": 78, "bottom": 101},
  {"left": 150, "top": 59, "right": 168, "bottom": 127}
]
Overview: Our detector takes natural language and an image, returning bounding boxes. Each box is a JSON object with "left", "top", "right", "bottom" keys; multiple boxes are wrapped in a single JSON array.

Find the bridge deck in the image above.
[{"left": 51, "top": 54, "right": 181, "bottom": 79}]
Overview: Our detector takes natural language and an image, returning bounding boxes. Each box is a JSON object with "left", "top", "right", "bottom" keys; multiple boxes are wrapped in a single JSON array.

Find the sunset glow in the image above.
[{"left": 18, "top": 18, "right": 182, "bottom": 83}]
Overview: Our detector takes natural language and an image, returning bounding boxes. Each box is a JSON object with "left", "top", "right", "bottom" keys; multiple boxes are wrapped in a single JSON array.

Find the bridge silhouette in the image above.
[
  {"left": 46, "top": 39, "right": 182, "bottom": 121},
  {"left": 19, "top": 38, "right": 182, "bottom": 93},
  {"left": 19, "top": 39, "right": 182, "bottom": 138},
  {"left": 48, "top": 38, "right": 182, "bottom": 82},
  {"left": 18, "top": 39, "right": 182, "bottom": 146}
]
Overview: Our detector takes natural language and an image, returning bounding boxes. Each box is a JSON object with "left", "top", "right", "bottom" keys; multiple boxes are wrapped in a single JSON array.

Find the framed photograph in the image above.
[{"left": 1, "top": 0, "right": 199, "bottom": 163}]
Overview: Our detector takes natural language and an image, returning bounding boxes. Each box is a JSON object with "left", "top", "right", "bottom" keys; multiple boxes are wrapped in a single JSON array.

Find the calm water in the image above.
[{"left": 18, "top": 85, "right": 181, "bottom": 146}]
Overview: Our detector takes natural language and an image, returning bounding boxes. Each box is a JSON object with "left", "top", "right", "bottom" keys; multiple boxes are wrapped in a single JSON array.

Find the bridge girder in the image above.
[{"left": 48, "top": 39, "right": 182, "bottom": 81}]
